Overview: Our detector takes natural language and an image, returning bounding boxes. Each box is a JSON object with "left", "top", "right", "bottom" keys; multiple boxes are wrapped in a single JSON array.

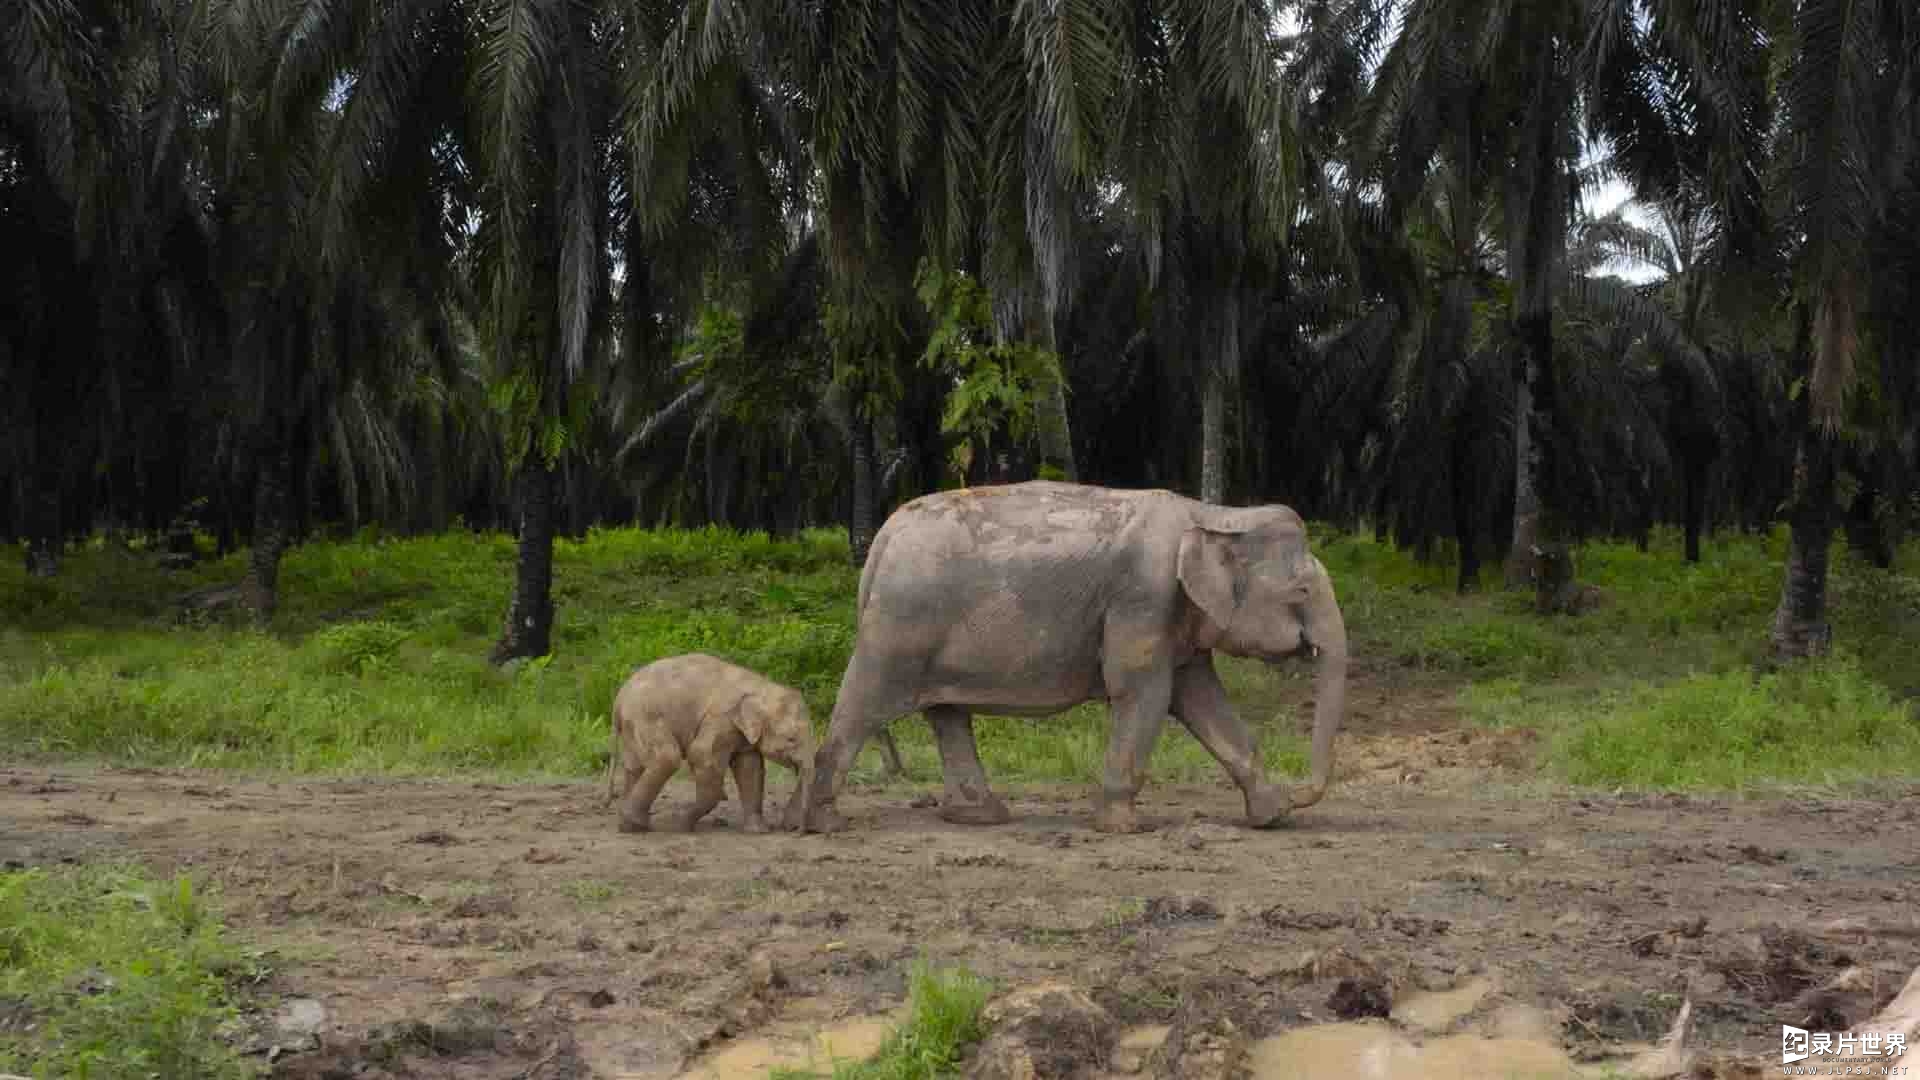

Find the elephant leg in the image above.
[
  {"left": 618, "top": 756, "right": 678, "bottom": 833},
  {"left": 927, "top": 707, "right": 1011, "bottom": 826},
  {"left": 1094, "top": 673, "right": 1174, "bottom": 835},
  {"left": 668, "top": 757, "right": 728, "bottom": 832},
  {"left": 874, "top": 727, "right": 906, "bottom": 780},
  {"left": 1171, "top": 657, "right": 1289, "bottom": 828},
  {"left": 731, "top": 748, "right": 768, "bottom": 834},
  {"left": 806, "top": 649, "right": 914, "bottom": 833}
]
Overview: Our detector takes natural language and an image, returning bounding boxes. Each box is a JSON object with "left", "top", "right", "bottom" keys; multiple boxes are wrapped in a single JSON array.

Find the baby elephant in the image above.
[{"left": 606, "top": 653, "right": 817, "bottom": 833}]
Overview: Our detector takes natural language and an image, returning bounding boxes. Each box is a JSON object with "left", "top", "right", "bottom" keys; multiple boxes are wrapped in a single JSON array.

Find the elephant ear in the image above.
[
  {"left": 1177, "top": 526, "right": 1240, "bottom": 645},
  {"left": 728, "top": 690, "right": 771, "bottom": 747}
]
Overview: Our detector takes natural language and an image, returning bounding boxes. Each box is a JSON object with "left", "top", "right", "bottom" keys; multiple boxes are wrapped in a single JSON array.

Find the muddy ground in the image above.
[{"left": 4, "top": 721, "right": 1920, "bottom": 1079}]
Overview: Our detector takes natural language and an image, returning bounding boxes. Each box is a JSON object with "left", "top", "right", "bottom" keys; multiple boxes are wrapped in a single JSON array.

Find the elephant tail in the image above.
[
  {"left": 605, "top": 708, "right": 621, "bottom": 804},
  {"left": 854, "top": 520, "right": 893, "bottom": 620}
]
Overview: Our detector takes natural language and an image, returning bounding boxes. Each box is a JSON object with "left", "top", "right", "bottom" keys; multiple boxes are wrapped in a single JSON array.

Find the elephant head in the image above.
[
  {"left": 732, "top": 684, "right": 818, "bottom": 831},
  {"left": 1176, "top": 504, "right": 1349, "bottom": 810}
]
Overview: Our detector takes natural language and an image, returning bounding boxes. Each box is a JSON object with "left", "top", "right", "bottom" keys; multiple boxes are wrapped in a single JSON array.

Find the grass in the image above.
[
  {"left": 0, "top": 520, "right": 1917, "bottom": 795},
  {"left": 771, "top": 959, "right": 994, "bottom": 1080},
  {"left": 0, "top": 864, "right": 264, "bottom": 1079}
]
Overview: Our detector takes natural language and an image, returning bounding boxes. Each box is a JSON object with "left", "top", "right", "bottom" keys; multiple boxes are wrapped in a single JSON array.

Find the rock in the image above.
[
  {"left": 967, "top": 982, "right": 1115, "bottom": 1080},
  {"left": 1327, "top": 976, "right": 1392, "bottom": 1020},
  {"left": 1149, "top": 1016, "right": 1248, "bottom": 1080},
  {"left": 1145, "top": 976, "right": 1266, "bottom": 1080},
  {"left": 1145, "top": 896, "right": 1220, "bottom": 925},
  {"left": 1111, "top": 1026, "right": 1172, "bottom": 1074},
  {"left": 237, "top": 996, "right": 328, "bottom": 1059},
  {"left": 1278, "top": 945, "right": 1378, "bottom": 984}
]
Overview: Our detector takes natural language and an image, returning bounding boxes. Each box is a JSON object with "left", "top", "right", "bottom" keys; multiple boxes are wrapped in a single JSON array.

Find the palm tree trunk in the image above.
[
  {"left": 1199, "top": 291, "right": 1240, "bottom": 505},
  {"left": 1769, "top": 307, "right": 1834, "bottom": 661},
  {"left": 1029, "top": 307, "right": 1076, "bottom": 482},
  {"left": 1200, "top": 371, "right": 1227, "bottom": 504},
  {"left": 1504, "top": 316, "right": 1552, "bottom": 588},
  {"left": 492, "top": 464, "right": 557, "bottom": 664},
  {"left": 1769, "top": 427, "right": 1836, "bottom": 660},
  {"left": 1452, "top": 445, "right": 1480, "bottom": 594},
  {"left": 848, "top": 416, "right": 877, "bottom": 568},
  {"left": 1682, "top": 451, "right": 1707, "bottom": 564},
  {"left": 23, "top": 467, "right": 62, "bottom": 578},
  {"left": 241, "top": 437, "right": 294, "bottom": 623}
]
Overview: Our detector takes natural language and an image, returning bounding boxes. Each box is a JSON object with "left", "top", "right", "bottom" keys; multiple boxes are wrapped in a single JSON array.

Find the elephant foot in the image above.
[
  {"left": 937, "top": 794, "right": 1012, "bottom": 826},
  {"left": 1288, "top": 780, "right": 1329, "bottom": 810},
  {"left": 1243, "top": 785, "right": 1294, "bottom": 829},
  {"left": 740, "top": 815, "right": 769, "bottom": 835},
  {"left": 1092, "top": 800, "right": 1147, "bottom": 835},
  {"left": 617, "top": 813, "right": 652, "bottom": 833},
  {"left": 666, "top": 811, "right": 705, "bottom": 833},
  {"left": 804, "top": 803, "right": 849, "bottom": 834}
]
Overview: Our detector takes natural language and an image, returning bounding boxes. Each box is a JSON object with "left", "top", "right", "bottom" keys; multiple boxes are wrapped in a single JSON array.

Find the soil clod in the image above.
[{"left": 968, "top": 982, "right": 1115, "bottom": 1080}]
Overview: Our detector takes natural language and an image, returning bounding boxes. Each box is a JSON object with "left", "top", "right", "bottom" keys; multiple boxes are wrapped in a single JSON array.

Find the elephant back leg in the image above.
[
  {"left": 668, "top": 755, "right": 730, "bottom": 832},
  {"left": 874, "top": 727, "right": 906, "bottom": 779},
  {"left": 928, "top": 707, "right": 1011, "bottom": 825},
  {"left": 1094, "top": 619, "right": 1177, "bottom": 834},
  {"left": 618, "top": 752, "right": 679, "bottom": 833}
]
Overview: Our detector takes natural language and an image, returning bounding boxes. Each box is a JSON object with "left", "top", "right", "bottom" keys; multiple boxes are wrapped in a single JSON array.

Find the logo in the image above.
[
  {"left": 1784, "top": 1025, "right": 1811, "bottom": 1064},
  {"left": 1781, "top": 1024, "right": 1909, "bottom": 1066}
]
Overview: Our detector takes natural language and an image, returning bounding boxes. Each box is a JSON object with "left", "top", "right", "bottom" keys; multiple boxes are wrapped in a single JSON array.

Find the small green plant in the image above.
[
  {"left": 773, "top": 959, "right": 994, "bottom": 1080},
  {"left": 563, "top": 879, "right": 618, "bottom": 906},
  {"left": 0, "top": 864, "right": 261, "bottom": 1078}
]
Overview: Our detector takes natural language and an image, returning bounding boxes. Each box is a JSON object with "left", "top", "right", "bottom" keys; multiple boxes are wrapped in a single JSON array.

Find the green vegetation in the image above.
[
  {"left": 773, "top": 960, "right": 994, "bottom": 1080},
  {"left": 3, "top": 524, "right": 1917, "bottom": 796},
  {"left": 0, "top": 865, "right": 263, "bottom": 1079}
]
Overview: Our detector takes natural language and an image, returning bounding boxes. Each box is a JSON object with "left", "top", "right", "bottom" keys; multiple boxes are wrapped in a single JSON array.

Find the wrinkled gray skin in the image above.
[
  {"left": 803, "top": 481, "right": 1348, "bottom": 834},
  {"left": 606, "top": 653, "right": 816, "bottom": 833}
]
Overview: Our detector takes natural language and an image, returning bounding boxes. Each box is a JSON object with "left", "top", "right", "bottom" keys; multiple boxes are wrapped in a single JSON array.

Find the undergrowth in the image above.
[
  {"left": 0, "top": 520, "right": 1915, "bottom": 793},
  {"left": 771, "top": 959, "right": 993, "bottom": 1080},
  {"left": 0, "top": 864, "right": 263, "bottom": 1079}
]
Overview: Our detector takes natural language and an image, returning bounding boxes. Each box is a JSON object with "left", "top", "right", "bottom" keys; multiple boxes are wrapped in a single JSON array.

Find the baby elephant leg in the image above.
[
  {"left": 667, "top": 756, "right": 729, "bottom": 832},
  {"left": 731, "top": 748, "right": 768, "bottom": 833},
  {"left": 619, "top": 755, "right": 679, "bottom": 833}
]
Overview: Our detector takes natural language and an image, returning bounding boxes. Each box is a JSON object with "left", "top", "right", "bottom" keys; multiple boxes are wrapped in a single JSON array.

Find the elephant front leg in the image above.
[
  {"left": 1171, "top": 657, "right": 1289, "bottom": 828},
  {"left": 927, "top": 707, "right": 1011, "bottom": 826},
  {"left": 730, "top": 748, "right": 768, "bottom": 834},
  {"left": 804, "top": 650, "right": 908, "bottom": 833},
  {"left": 1094, "top": 669, "right": 1174, "bottom": 834}
]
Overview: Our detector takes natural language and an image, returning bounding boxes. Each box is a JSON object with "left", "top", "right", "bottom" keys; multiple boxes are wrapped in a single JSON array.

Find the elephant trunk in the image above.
[
  {"left": 783, "top": 753, "right": 816, "bottom": 831},
  {"left": 1292, "top": 560, "right": 1348, "bottom": 809}
]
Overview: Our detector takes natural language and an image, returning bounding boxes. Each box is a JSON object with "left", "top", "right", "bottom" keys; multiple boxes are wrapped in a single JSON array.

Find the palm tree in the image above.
[
  {"left": 1, "top": 0, "right": 225, "bottom": 577},
  {"left": 1762, "top": 0, "right": 1917, "bottom": 659}
]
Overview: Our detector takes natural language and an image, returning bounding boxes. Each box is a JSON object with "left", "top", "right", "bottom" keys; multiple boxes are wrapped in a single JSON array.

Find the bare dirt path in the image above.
[{"left": 4, "top": 740, "right": 1919, "bottom": 1078}]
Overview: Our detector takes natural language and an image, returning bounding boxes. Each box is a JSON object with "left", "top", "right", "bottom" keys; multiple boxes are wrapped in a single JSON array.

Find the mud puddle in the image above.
[
  {"left": 1249, "top": 1021, "right": 1588, "bottom": 1079},
  {"left": 680, "top": 1009, "right": 902, "bottom": 1080}
]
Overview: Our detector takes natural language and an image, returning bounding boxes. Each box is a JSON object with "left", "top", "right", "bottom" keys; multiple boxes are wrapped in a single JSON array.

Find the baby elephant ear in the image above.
[{"left": 730, "top": 691, "right": 769, "bottom": 746}]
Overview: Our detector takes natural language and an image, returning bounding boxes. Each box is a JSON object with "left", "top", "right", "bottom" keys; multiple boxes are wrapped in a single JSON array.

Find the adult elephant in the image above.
[{"left": 803, "top": 480, "right": 1348, "bottom": 834}]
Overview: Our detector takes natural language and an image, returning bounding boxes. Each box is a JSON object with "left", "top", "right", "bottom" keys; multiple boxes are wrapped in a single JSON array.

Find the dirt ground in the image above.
[{"left": 5, "top": 715, "right": 1920, "bottom": 1079}]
